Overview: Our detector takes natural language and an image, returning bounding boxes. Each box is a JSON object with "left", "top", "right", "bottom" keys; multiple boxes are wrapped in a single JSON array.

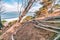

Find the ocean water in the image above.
[
  {"left": 1, "top": 12, "right": 35, "bottom": 20},
  {"left": 1, "top": 12, "right": 19, "bottom": 19}
]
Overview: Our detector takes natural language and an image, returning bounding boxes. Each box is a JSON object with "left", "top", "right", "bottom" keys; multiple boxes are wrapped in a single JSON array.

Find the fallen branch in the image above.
[
  {"left": 35, "top": 20, "right": 60, "bottom": 29},
  {"left": 0, "top": 13, "right": 60, "bottom": 39},
  {"left": 41, "top": 21, "right": 60, "bottom": 23},
  {"left": 34, "top": 24, "right": 60, "bottom": 33}
]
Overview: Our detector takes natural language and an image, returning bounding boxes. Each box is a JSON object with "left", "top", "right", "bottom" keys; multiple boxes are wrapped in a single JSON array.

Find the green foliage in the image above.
[
  {"left": 1, "top": 20, "right": 7, "bottom": 24},
  {"left": 56, "top": 37, "right": 60, "bottom": 40},
  {"left": 0, "top": 21, "right": 4, "bottom": 29},
  {"left": 35, "top": 0, "right": 56, "bottom": 18},
  {"left": 35, "top": 11, "right": 41, "bottom": 18},
  {"left": 54, "top": 4, "right": 60, "bottom": 8},
  {"left": 35, "top": 6, "right": 48, "bottom": 18},
  {"left": 40, "top": 0, "right": 52, "bottom": 6},
  {"left": 22, "top": 16, "right": 33, "bottom": 22},
  {"left": 0, "top": 32, "right": 2, "bottom": 35},
  {"left": 8, "top": 20, "right": 17, "bottom": 27}
]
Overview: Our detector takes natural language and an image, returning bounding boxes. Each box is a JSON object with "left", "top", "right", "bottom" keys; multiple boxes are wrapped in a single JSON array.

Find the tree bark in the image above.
[
  {"left": 0, "top": 12, "right": 60, "bottom": 40},
  {"left": 19, "top": 0, "right": 35, "bottom": 22}
]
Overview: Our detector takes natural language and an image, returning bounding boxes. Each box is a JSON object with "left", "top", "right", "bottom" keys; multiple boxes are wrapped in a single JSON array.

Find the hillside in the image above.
[
  {"left": 0, "top": 12, "right": 60, "bottom": 40},
  {"left": 0, "top": 0, "right": 60, "bottom": 40}
]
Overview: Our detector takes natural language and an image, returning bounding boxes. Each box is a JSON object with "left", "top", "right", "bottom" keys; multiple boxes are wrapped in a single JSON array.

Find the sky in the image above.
[
  {"left": 1, "top": 0, "right": 60, "bottom": 18},
  {"left": 1, "top": 0, "right": 60, "bottom": 22},
  {"left": 2, "top": 0, "right": 42, "bottom": 13},
  {"left": 2, "top": 0, "right": 60, "bottom": 12},
  {"left": 0, "top": 0, "right": 43, "bottom": 20}
]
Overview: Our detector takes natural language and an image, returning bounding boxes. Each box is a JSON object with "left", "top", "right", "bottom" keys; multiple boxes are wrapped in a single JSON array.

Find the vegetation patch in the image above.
[{"left": 1, "top": 20, "right": 7, "bottom": 24}]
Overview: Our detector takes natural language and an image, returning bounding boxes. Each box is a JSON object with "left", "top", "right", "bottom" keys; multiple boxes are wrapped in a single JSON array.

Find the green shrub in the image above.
[
  {"left": 2, "top": 20, "right": 7, "bottom": 24},
  {"left": 8, "top": 20, "right": 17, "bottom": 27}
]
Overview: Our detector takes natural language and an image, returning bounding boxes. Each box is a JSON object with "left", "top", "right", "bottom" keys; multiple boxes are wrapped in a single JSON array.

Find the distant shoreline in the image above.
[{"left": 2, "top": 17, "right": 18, "bottom": 22}]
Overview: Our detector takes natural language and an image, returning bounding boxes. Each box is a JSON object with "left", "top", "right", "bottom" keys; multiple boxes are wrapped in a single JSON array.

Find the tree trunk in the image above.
[
  {"left": 0, "top": 0, "right": 3, "bottom": 29},
  {"left": 0, "top": 12, "right": 60, "bottom": 40},
  {"left": 0, "top": 15, "right": 3, "bottom": 29},
  {"left": 19, "top": 0, "right": 35, "bottom": 22}
]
